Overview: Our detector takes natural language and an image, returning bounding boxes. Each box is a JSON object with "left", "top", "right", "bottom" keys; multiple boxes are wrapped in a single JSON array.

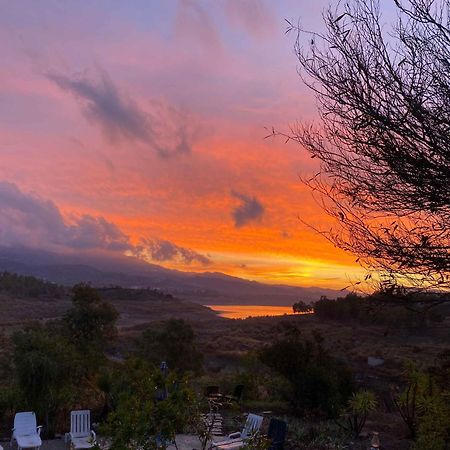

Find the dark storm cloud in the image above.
[
  {"left": 47, "top": 68, "right": 191, "bottom": 158},
  {"left": 0, "top": 181, "right": 129, "bottom": 250},
  {"left": 231, "top": 191, "right": 265, "bottom": 228},
  {"left": 0, "top": 182, "right": 210, "bottom": 265}
]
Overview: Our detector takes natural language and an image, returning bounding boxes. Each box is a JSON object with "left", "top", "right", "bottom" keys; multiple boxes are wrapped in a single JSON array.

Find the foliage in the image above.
[
  {"left": 411, "top": 353, "right": 450, "bottom": 449},
  {"left": 314, "top": 292, "right": 446, "bottom": 328},
  {"left": 314, "top": 294, "right": 367, "bottom": 322},
  {"left": 0, "top": 386, "right": 21, "bottom": 420},
  {"left": 414, "top": 392, "right": 450, "bottom": 450},
  {"left": 103, "top": 358, "right": 196, "bottom": 450},
  {"left": 287, "top": 418, "right": 348, "bottom": 450},
  {"left": 281, "top": 0, "right": 450, "bottom": 292},
  {"left": 292, "top": 301, "right": 313, "bottom": 314},
  {"left": 337, "top": 390, "right": 377, "bottom": 438},
  {"left": 392, "top": 363, "right": 429, "bottom": 439},
  {"left": 96, "top": 367, "right": 117, "bottom": 421},
  {"left": 139, "top": 318, "right": 203, "bottom": 374},
  {"left": 11, "top": 285, "right": 118, "bottom": 435},
  {"left": 185, "top": 399, "right": 221, "bottom": 450},
  {"left": 0, "top": 272, "right": 65, "bottom": 298},
  {"left": 64, "top": 283, "right": 118, "bottom": 353},
  {"left": 259, "top": 327, "right": 353, "bottom": 417},
  {"left": 216, "top": 351, "right": 289, "bottom": 404},
  {"left": 241, "top": 433, "right": 271, "bottom": 450},
  {"left": 428, "top": 350, "right": 450, "bottom": 393},
  {"left": 12, "top": 322, "right": 82, "bottom": 435}
]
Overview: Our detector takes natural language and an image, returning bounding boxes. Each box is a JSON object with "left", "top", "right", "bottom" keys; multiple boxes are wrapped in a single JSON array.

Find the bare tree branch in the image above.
[{"left": 286, "top": 0, "right": 450, "bottom": 295}]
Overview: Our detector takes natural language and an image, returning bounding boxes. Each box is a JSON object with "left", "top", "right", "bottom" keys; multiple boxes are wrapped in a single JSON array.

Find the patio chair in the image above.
[
  {"left": 11, "top": 411, "right": 42, "bottom": 450},
  {"left": 68, "top": 410, "right": 96, "bottom": 449},
  {"left": 267, "top": 418, "right": 287, "bottom": 450},
  {"left": 206, "top": 385, "right": 221, "bottom": 399},
  {"left": 211, "top": 413, "right": 263, "bottom": 449},
  {"left": 223, "top": 385, "right": 245, "bottom": 404}
]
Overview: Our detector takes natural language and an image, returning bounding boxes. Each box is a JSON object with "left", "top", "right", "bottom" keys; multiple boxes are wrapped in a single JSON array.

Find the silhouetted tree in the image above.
[
  {"left": 64, "top": 284, "right": 118, "bottom": 352},
  {"left": 259, "top": 328, "right": 353, "bottom": 417},
  {"left": 292, "top": 300, "right": 313, "bottom": 313},
  {"left": 282, "top": 0, "right": 450, "bottom": 296},
  {"left": 12, "top": 323, "right": 81, "bottom": 436},
  {"left": 139, "top": 319, "right": 203, "bottom": 374},
  {"left": 0, "top": 272, "right": 65, "bottom": 298}
]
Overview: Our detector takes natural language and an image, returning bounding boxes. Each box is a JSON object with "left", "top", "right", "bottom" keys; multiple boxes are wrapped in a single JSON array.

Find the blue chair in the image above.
[{"left": 267, "top": 418, "right": 287, "bottom": 450}]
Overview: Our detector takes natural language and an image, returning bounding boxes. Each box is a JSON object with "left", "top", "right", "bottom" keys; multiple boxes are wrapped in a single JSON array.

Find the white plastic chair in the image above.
[
  {"left": 211, "top": 413, "right": 263, "bottom": 449},
  {"left": 11, "top": 412, "right": 42, "bottom": 450},
  {"left": 68, "top": 410, "right": 96, "bottom": 449}
]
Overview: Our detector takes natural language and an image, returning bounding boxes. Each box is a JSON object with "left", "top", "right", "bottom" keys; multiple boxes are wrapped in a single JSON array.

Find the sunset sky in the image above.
[{"left": 0, "top": 0, "right": 370, "bottom": 289}]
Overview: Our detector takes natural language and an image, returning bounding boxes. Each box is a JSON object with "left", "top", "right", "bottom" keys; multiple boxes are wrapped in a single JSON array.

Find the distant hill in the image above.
[
  {"left": 0, "top": 271, "right": 66, "bottom": 298},
  {"left": 0, "top": 276, "right": 219, "bottom": 329},
  {"left": 0, "top": 246, "right": 344, "bottom": 306}
]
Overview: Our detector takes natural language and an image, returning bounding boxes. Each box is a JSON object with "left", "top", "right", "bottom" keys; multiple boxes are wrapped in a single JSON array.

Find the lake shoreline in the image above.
[{"left": 206, "top": 304, "right": 297, "bottom": 319}]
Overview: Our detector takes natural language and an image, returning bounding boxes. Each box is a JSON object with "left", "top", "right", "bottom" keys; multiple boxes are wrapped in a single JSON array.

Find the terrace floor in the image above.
[{"left": 3, "top": 435, "right": 204, "bottom": 450}]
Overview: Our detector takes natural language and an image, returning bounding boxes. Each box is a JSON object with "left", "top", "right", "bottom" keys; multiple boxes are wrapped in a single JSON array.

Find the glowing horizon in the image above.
[{"left": 0, "top": 0, "right": 364, "bottom": 289}]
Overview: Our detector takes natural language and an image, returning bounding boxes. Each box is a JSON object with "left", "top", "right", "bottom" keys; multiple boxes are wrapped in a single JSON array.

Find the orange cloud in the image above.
[{"left": 0, "top": 0, "right": 362, "bottom": 289}]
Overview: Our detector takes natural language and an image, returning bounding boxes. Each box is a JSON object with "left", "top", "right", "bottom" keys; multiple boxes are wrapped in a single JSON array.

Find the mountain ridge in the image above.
[{"left": 0, "top": 246, "right": 344, "bottom": 306}]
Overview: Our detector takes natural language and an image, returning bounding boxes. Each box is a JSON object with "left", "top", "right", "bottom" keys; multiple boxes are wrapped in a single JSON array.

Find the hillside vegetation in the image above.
[{"left": 0, "top": 273, "right": 449, "bottom": 449}]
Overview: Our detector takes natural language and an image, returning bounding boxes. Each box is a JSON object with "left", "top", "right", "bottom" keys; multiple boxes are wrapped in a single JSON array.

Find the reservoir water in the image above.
[{"left": 207, "top": 304, "right": 295, "bottom": 319}]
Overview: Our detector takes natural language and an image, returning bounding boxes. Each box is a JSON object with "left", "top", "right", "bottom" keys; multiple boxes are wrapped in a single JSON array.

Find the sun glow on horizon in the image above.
[{"left": 0, "top": 0, "right": 365, "bottom": 290}]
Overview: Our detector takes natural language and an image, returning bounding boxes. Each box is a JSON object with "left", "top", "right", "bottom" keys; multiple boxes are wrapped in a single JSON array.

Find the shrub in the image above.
[
  {"left": 241, "top": 433, "right": 271, "bottom": 450},
  {"left": 12, "top": 323, "right": 81, "bottom": 436},
  {"left": 64, "top": 284, "right": 118, "bottom": 353},
  {"left": 411, "top": 355, "right": 450, "bottom": 449},
  {"left": 314, "top": 292, "right": 448, "bottom": 328},
  {"left": 338, "top": 390, "right": 377, "bottom": 438},
  {"left": 392, "top": 361, "right": 450, "bottom": 446},
  {"left": 259, "top": 328, "right": 353, "bottom": 417},
  {"left": 287, "top": 418, "right": 348, "bottom": 450},
  {"left": 103, "top": 359, "right": 196, "bottom": 450},
  {"left": 138, "top": 319, "right": 203, "bottom": 374},
  {"left": 392, "top": 363, "right": 428, "bottom": 439},
  {"left": 414, "top": 393, "right": 450, "bottom": 450}
]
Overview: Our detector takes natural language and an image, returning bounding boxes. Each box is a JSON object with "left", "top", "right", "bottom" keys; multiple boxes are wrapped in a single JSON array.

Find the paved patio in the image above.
[
  {"left": 4, "top": 435, "right": 204, "bottom": 450},
  {"left": 169, "top": 435, "right": 203, "bottom": 449}
]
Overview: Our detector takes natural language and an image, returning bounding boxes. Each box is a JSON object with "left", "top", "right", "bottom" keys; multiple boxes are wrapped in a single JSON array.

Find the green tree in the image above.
[
  {"left": 0, "top": 272, "right": 65, "bottom": 298},
  {"left": 259, "top": 328, "right": 353, "bottom": 417},
  {"left": 139, "top": 319, "right": 203, "bottom": 374},
  {"left": 104, "top": 359, "right": 196, "bottom": 450},
  {"left": 12, "top": 323, "right": 81, "bottom": 436},
  {"left": 64, "top": 284, "right": 118, "bottom": 352}
]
